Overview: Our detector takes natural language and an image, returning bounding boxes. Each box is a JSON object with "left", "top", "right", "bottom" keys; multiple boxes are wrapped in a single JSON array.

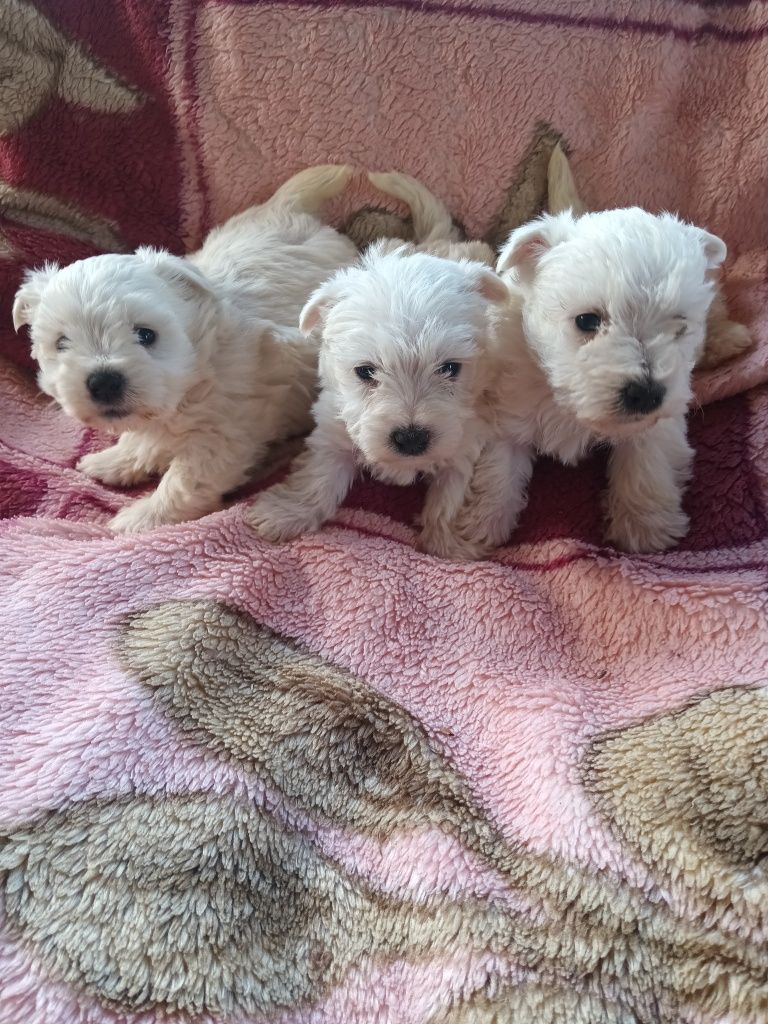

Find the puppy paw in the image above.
[
  {"left": 77, "top": 450, "right": 149, "bottom": 487},
  {"left": 606, "top": 506, "right": 689, "bottom": 553},
  {"left": 246, "top": 493, "right": 321, "bottom": 543},
  {"left": 450, "top": 509, "right": 513, "bottom": 557},
  {"left": 416, "top": 521, "right": 489, "bottom": 561},
  {"left": 109, "top": 497, "right": 173, "bottom": 534}
]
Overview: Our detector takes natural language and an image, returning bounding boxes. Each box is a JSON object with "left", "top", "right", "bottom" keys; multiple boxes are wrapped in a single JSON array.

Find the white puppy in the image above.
[
  {"left": 247, "top": 171, "right": 508, "bottom": 555},
  {"left": 13, "top": 166, "right": 357, "bottom": 532},
  {"left": 450, "top": 206, "right": 727, "bottom": 556},
  {"left": 547, "top": 143, "right": 752, "bottom": 370}
]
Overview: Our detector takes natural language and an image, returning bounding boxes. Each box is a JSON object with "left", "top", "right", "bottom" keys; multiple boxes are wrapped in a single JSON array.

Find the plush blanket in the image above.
[{"left": 2, "top": 1, "right": 768, "bottom": 1022}]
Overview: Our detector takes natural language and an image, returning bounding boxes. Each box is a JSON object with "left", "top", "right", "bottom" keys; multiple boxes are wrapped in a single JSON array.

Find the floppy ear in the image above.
[
  {"left": 496, "top": 211, "right": 575, "bottom": 281},
  {"left": 473, "top": 267, "right": 509, "bottom": 304},
  {"left": 299, "top": 279, "right": 344, "bottom": 334},
  {"left": 135, "top": 246, "right": 214, "bottom": 300},
  {"left": 12, "top": 263, "right": 59, "bottom": 330}
]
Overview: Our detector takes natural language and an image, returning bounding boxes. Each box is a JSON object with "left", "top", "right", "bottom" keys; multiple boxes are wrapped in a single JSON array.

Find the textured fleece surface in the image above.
[{"left": 1, "top": 1, "right": 768, "bottom": 1022}]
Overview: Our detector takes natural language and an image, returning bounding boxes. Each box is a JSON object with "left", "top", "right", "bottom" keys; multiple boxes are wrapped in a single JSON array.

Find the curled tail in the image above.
[
  {"left": 269, "top": 164, "right": 354, "bottom": 214},
  {"left": 367, "top": 170, "right": 459, "bottom": 243},
  {"left": 547, "top": 143, "right": 586, "bottom": 217}
]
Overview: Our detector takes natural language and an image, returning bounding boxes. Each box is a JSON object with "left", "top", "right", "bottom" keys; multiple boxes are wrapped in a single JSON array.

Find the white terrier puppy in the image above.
[
  {"left": 13, "top": 166, "right": 357, "bottom": 532},
  {"left": 247, "top": 171, "right": 508, "bottom": 555},
  {"left": 547, "top": 143, "right": 752, "bottom": 370},
  {"left": 450, "top": 204, "right": 727, "bottom": 556}
]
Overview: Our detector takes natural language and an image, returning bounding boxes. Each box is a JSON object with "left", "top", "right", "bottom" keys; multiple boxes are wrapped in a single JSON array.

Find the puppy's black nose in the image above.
[
  {"left": 87, "top": 369, "right": 126, "bottom": 405},
  {"left": 390, "top": 425, "right": 431, "bottom": 456},
  {"left": 619, "top": 380, "right": 666, "bottom": 416}
]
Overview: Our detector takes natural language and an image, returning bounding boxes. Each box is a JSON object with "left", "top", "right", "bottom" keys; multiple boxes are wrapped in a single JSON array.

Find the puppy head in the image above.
[
  {"left": 301, "top": 244, "right": 507, "bottom": 483},
  {"left": 13, "top": 249, "right": 215, "bottom": 432},
  {"left": 498, "top": 208, "right": 726, "bottom": 436}
]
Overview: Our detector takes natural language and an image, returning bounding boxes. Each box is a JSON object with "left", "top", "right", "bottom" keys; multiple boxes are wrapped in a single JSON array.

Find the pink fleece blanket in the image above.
[{"left": 2, "top": 1, "right": 768, "bottom": 1022}]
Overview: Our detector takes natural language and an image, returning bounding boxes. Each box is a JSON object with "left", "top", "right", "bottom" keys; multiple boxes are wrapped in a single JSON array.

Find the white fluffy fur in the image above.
[
  {"left": 247, "top": 170, "right": 507, "bottom": 556},
  {"left": 547, "top": 142, "right": 751, "bottom": 369},
  {"left": 13, "top": 165, "right": 357, "bottom": 532},
  {"left": 450, "top": 205, "right": 727, "bottom": 555}
]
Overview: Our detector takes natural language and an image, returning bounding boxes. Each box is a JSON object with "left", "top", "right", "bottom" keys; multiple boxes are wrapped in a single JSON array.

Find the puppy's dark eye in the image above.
[
  {"left": 354, "top": 364, "right": 376, "bottom": 382},
  {"left": 437, "top": 361, "right": 461, "bottom": 379},
  {"left": 135, "top": 327, "right": 157, "bottom": 347},
  {"left": 55, "top": 336, "right": 68, "bottom": 352},
  {"left": 575, "top": 313, "right": 602, "bottom": 333}
]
